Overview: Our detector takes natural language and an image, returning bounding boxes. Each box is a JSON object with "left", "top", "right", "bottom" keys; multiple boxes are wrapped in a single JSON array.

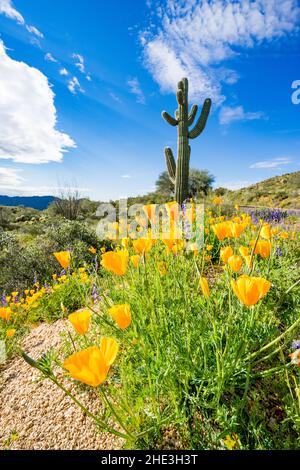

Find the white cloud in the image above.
[
  {"left": 219, "top": 105, "right": 265, "bottom": 125},
  {"left": 121, "top": 174, "right": 131, "bottom": 179},
  {"left": 26, "top": 25, "right": 44, "bottom": 38},
  {"left": 45, "top": 52, "right": 58, "bottom": 63},
  {"left": 0, "top": 183, "right": 90, "bottom": 197},
  {"left": 0, "top": 41, "right": 76, "bottom": 164},
  {"left": 109, "top": 92, "right": 122, "bottom": 103},
  {"left": 0, "top": 0, "right": 24, "bottom": 24},
  {"left": 216, "top": 180, "right": 257, "bottom": 190},
  {"left": 249, "top": 157, "right": 292, "bottom": 169},
  {"left": 0, "top": 167, "right": 24, "bottom": 187},
  {"left": 59, "top": 68, "right": 69, "bottom": 76},
  {"left": 72, "top": 53, "right": 85, "bottom": 74},
  {"left": 127, "top": 77, "right": 145, "bottom": 104},
  {"left": 141, "top": 0, "right": 300, "bottom": 103},
  {"left": 68, "top": 76, "right": 84, "bottom": 95}
]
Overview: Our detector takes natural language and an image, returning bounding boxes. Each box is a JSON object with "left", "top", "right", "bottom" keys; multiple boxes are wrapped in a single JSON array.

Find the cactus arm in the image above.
[
  {"left": 188, "top": 104, "right": 198, "bottom": 126},
  {"left": 162, "top": 111, "right": 178, "bottom": 127},
  {"left": 165, "top": 147, "right": 176, "bottom": 183},
  {"left": 189, "top": 98, "right": 211, "bottom": 139},
  {"left": 177, "top": 89, "right": 184, "bottom": 105}
]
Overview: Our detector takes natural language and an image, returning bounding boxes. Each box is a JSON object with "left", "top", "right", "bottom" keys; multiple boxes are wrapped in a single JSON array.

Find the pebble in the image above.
[{"left": 0, "top": 320, "right": 123, "bottom": 450}]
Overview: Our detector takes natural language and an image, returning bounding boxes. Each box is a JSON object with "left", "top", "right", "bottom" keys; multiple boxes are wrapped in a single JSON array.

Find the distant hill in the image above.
[
  {"left": 0, "top": 195, "right": 56, "bottom": 210},
  {"left": 221, "top": 171, "right": 300, "bottom": 209}
]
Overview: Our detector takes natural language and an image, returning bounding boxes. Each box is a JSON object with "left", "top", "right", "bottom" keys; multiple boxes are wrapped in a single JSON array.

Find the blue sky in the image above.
[{"left": 0, "top": 0, "right": 299, "bottom": 201}]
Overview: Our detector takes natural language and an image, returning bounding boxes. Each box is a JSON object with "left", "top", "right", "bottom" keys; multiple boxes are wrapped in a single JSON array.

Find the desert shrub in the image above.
[
  {"left": 0, "top": 220, "right": 111, "bottom": 294},
  {"left": 28, "top": 275, "right": 92, "bottom": 323}
]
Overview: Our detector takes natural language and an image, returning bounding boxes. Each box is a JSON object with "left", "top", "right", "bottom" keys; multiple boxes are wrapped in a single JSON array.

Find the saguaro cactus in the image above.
[{"left": 162, "top": 78, "right": 211, "bottom": 204}]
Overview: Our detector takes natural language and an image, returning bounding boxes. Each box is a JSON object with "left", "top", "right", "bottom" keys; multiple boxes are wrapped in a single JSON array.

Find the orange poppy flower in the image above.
[
  {"left": 108, "top": 304, "right": 131, "bottom": 330},
  {"left": 220, "top": 246, "right": 234, "bottom": 264},
  {"left": 53, "top": 251, "right": 71, "bottom": 269},
  {"left": 199, "top": 277, "right": 210, "bottom": 298},
  {"left": 63, "top": 337, "right": 119, "bottom": 387},
  {"left": 228, "top": 255, "right": 243, "bottom": 273},
  {"left": 68, "top": 309, "right": 91, "bottom": 335},
  {"left": 231, "top": 275, "right": 271, "bottom": 307},
  {"left": 101, "top": 250, "right": 129, "bottom": 276}
]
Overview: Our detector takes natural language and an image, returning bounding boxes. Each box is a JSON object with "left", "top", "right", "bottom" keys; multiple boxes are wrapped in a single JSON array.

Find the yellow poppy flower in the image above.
[
  {"left": 132, "top": 238, "right": 153, "bottom": 255},
  {"left": 130, "top": 255, "right": 140, "bottom": 268},
  {"left": 279, "top": 231, "right": 289, "bottom": 240},
  {"left": 108, "top": 304, "right": 131, "bottom": 330},
  {"left": 253, "top": 240, "right": 271, "bottom": 259},
  {"left": 212, "top": 222, "right": 231, "bottom": 241},
  {"left": 199, "top": 277, "right": 210, "bottom": 298},
  {"left": 143, "top": 204, "right": 156, "bottom": 223},
  {"left": 213, "top": 196, "right": 222, "bottom": 205},
  {"left": 6, "top": 328, "right": 16, "bottom": 338},
  {"left": 53, "top": 251, "right": 71, "bottom": 269},
  {"left": 239, "top": 246, "right": 249, "bottom": 258},
  {"left": 227, "top": 255, "right": 243, "bottom": 273},
  {"left": 260, "top": 224, "right": 271, "bottom": 240},
  {"left": 101, "top": 250, "right": 129, "bottom": 276},
  {"left": 0, "top": 307, "right": 11, "bottom": 321},
  {"left": 220, "top": 246, "right": 234, "bottom": 264},
  {"left": 229, "top": 222, "right": 246, "bottom": 238},
  {"left": 88, "top": 246, "right": 97, "bottom": 254},
  {"left": 121, "top": 238, "right": 130, "bottom": 249},
  {"left": 244, "top": 255, "right": 253, "bottom": 268},
  {"left": 231, "top": 275, "right": 271, "bottom": 307},
  {"left": 63, "top": 338, "right": 119, "bottom": 387},
  {"left": 68, "top": 309, "right": 91, "bottom": 335}
]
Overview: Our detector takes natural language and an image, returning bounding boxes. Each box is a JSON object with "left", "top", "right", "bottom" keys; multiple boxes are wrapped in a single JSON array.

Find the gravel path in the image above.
[{"left": 0, "top": 321, "right": 123, "bottom": 450}]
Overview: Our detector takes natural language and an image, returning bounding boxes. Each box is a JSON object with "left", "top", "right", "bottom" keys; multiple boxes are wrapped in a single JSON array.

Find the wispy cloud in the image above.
[
  {"left": 127, "top": 77, "right": 145, "bottom": 104},
  {"left": 0, "top": 0, "right": 24, "bottom": 24},
  {"left": 0, "top": 41, "right": 75, "bottom": 164},
  {"left": 59, "top": 68, "right": 69, "bottom": 76},
  {"left": 0, "top": 167, "right": 24, "bottom": 187},
  {"left": 68, "top": 76, "right": 84, "bottom": 95},
  {"left": 219, "top": 105, "right": 265, "bottom": 125},
  {"left": 216, "top": 180, "right": 257, "bottom": 190},
  {"left": 26, "top": 25, "right": 44, "bottom": 38},
  {"left": 250, "top": 157, "right": 292, "bottom": 169},
  {"left": 109, "top": 92, "right": 122, "bottom": 103},
  {"left": 72, "top": 53, "right": 85, "bottom": 74},
  {"left": 141, "top": 0, "right": 300, "bottom": 104},
  {"left": 44, "top": 52, "right": 58, "bottom": 63},
  {"left": 0, "top": 1, "right": 44, "bottom": 39},
  {"left": 121, "top": 174, "right": 131, "bottom": 179}
]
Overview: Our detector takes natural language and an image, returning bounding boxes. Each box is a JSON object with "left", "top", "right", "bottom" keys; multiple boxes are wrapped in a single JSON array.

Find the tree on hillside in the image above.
[{"left": 155, "top": 169, "right": 215, "bottom": 199}]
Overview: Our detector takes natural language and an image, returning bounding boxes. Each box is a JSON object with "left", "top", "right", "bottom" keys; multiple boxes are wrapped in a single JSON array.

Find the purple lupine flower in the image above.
[
  {"left": 182, "top": 203, "right": 192, "bottom": 240},
  {"left": 275, "top": 247, "right": 283, "bottom": 257},
  {"left": 2, "top": 293, "right": 7, "bottom": 307},
  {"left": 292, "top": 340, "right": 300, "bottom": 350},
  {"left": 92, "top": 284, "right": 101, "bottom": 304},
  {"left": 44, "top": 283, "right": 52, "bottom": 293}
]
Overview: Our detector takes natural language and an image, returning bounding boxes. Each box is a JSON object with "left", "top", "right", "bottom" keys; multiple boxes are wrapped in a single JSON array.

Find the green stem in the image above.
[{"left": 246, "top": 314, "right": 300, "bottom": 363}]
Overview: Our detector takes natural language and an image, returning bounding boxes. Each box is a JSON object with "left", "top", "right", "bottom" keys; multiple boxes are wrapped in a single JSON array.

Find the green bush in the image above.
[{"left": 0, "top": 220, "right": 111, "bottom": 294}]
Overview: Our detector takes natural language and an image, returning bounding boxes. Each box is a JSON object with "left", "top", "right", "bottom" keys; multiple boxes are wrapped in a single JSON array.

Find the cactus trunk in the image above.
[{"left": 162, "top": 77, "right": 211, "bottom": 205}]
